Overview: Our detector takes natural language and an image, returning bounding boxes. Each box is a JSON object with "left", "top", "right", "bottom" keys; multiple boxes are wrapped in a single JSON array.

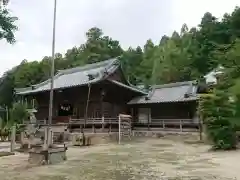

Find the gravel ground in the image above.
[{"left": 0, "top": 137, "right": 239, "bottom": 180}]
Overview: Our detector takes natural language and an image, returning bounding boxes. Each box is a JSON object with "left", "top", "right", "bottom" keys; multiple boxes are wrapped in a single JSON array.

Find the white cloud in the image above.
[{"left": 0, "top": 0, "right": 239, "bottom": 75}]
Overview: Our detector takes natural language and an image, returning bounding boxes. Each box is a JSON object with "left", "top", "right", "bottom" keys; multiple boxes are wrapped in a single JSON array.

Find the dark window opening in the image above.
[{"left": 58, "top": 103, "right": 73, "bottom": 116}]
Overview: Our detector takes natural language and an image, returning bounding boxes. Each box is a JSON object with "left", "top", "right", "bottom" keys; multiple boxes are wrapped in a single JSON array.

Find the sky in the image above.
[{"left": 0, "top": 0, "right": 239, "bottom": 76}]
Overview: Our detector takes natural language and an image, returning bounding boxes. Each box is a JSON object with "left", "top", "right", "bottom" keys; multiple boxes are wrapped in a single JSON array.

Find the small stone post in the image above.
[
  {"left": 49, "top": 129, "right": 53, "bottom": 146},
  {"left": 43, "top": 127, "right": 48, "bottom": 150},
  {"left": 10, "top": 125, "right": 16, "bottom": 152}
]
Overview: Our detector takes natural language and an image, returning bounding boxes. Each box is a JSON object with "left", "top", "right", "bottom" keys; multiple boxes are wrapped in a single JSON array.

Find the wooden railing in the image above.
[
  {"left": 134, "top": 118, "right": 198, "bottom": 124},
  {"left": 37, "top": 120, "right": 47, "bottom": 125},
  {"left": 31, "top": 118, "right": 119, "bottom": 126},
  {"left": 69, "top": 117, "right": 118, "bottom": 125},
  {"left": 23, "top": 120, "right": 47, "bottom": 125},
  {"left": 133, "top": 118, "right": 199, "bottom": 131},
  {"left": 151, "top": 118, "right": 197, "bottom": 125}
]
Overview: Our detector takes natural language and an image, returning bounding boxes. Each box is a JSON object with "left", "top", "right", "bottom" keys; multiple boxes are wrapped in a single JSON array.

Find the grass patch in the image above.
[{"left": 0, "top": 151, "right": 14, "bottom": 157}]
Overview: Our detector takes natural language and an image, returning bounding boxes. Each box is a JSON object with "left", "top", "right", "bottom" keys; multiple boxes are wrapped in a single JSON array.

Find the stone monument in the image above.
[{"left": 25, "top": 109, "right": 67, "bottom": 165}]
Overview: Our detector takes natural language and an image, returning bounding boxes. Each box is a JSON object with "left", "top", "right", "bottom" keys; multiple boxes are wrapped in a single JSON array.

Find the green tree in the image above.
[
  {"left": 79, "top": 27, "right": 123, "bottom": 64},
  {"left": 198, "top": 73, "right": 237, "bottom": 150},
  {"left": 120, "top": 46, "right": 144, "bottom": 85},
  {"left": 0, "top": 72, "right": 15, "bottom": 108},
  {"left": 140, "top": 39, "right": 156, "bottom": 85},
  {"left": 0, "top": 0, "right": 9, "bottom": 6},
  {"left": 151, "top": 26, "right": 196, "bottom": 84},
  {"left": 9, "top": 102, "right": 29, "bottom": 124},
  {"left": 0, "top": 1, "right": 17, "bottom": 43},
  {"left": 13, "top": 60, "right": 44, "bottom": 88}
]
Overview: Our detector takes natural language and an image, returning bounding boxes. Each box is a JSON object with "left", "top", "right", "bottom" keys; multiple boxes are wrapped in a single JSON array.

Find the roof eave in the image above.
[
  {"left": 16, "top": 78, "right": 102, "bottom": 95},
  {"left": 107, "top": 79, "right": 148, "bottom": 95},
  {"left": 128, "top": 98, "right": 198, "bottom": 105},
  {"left": 15, "top": 58, "right": 120, "bottom": 95}
]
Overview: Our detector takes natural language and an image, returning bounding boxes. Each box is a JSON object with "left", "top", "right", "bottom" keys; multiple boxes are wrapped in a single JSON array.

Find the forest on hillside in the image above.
[{"left": 1, "top": 6, "right": 240, "bottom": 108}]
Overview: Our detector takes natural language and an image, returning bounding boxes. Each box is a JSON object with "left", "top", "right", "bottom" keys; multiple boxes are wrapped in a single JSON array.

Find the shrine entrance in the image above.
[{"left": 58, "top": 101, "right": 73, "bottom": 117}]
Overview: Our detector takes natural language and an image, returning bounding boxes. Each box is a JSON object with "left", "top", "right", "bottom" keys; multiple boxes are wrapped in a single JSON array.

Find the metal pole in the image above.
[{"left": 47, "top": 0, "right": 57, "bottom": 146}]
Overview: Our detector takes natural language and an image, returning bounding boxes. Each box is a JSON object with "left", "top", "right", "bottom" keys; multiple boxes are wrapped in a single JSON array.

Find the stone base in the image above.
[
  {"left": 132, "top": 130, "right": 202, "bottom": 141},
  {"left": 70, "top": 133, "right": 119, "bottom": 146},
  {"left": 28, "top": 146, "right": 67, "bottom": 165}
]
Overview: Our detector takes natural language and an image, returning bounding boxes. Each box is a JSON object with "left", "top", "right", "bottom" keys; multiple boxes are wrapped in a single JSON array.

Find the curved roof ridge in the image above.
[
  {"left": 34, "top": 58, "right": 118, "bottom": 89},
  {"left": 15, "top": 58, "right": 121, "bottom": 95},
  {"left": 15, "top": 58, "right": 119, "bottom": 93},
  {"left": 58, "top": 58, "right": 118, "bottom": 75},
  {"left": 108, "top": 79, "right": 147, "bottom": 95}
]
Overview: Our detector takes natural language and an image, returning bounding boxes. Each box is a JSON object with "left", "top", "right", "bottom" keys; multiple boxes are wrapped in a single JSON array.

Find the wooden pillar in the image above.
[
  {"left": 92, "top": 123, "right": 95, "bottom": 133},
  {"left": 199, "top": 119, "right": 202, "bottom": 141},
  {"left": 85, "top": 84, "right": 91, "bottom": 129},
  {"left": 147, "top": 112, "right": 150, "bottom": 130},
  {"left": 131, "top": 108, "right": 134, "bottom": 131},
  {"left": 148, "top": 108, "right": 151, "bottom": 131},
  {"left": 180, "top": 119, "right": 183, "bottom": 132},
  {"left": 0, "top": 117, "right": 2, "bottom": 129},
  {"left": 101, "top": 90, "right": 105, "bottom": 132},
  {"left": 101, "top": 117, "right": 105, "bottom": 131},
  {"left": 32, "top": 99, "right": 34, "bottom": 108},
  {"left": 118, "top": 115, "right": 121, "bottom": 144},
  {"left": 109, "top": 123, "right": 112, "bottom": 133}
]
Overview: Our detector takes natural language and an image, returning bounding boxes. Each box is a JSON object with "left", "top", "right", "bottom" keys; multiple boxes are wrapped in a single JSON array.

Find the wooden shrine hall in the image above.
[
  {"left": 15, "top": 58, "right": 146, "bottom": 132},
  {"left": 16, "top": 58, "right": 206, "bottom": 132}
]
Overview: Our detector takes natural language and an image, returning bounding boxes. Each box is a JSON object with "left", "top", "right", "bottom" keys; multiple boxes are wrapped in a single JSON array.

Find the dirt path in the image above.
[{"left": 0, "top": 139, "right": 239, "bottom": 179}]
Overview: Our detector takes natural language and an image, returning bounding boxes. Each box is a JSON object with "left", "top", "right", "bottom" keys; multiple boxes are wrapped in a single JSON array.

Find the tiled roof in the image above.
[
  {"left": 15, "top": 58, "right": 146, "bottom": 95},
  {"left": 16, "top": 58, "right": 119, "bottom": 95},
  {"left": 128, "top": 81, "right": 198, "bottom": 104}
]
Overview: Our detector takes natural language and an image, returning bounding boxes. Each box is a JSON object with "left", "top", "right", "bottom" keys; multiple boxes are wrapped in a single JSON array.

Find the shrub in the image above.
[
  {"left": 198, "top": 90, "right": 237, "bottom": 150},
  {"left": 207, "top": 119, "right": 237, "bottom": 150}
]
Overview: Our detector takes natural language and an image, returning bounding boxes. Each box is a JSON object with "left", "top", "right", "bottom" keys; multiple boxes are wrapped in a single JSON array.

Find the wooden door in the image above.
[{"left": 138, "top": 108, "right": 150, "bottom": 124}]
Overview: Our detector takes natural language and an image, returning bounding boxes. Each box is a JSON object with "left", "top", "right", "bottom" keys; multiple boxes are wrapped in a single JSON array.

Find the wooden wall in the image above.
[
  {"left": 28, "top": 82, "right": 133, "bottom": 121},
  {"left": 131, "top": 101, "right": 197, "bottom": 122},
  {"left": 151, "top": 102, "right": 196, "bottom": 119}
]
